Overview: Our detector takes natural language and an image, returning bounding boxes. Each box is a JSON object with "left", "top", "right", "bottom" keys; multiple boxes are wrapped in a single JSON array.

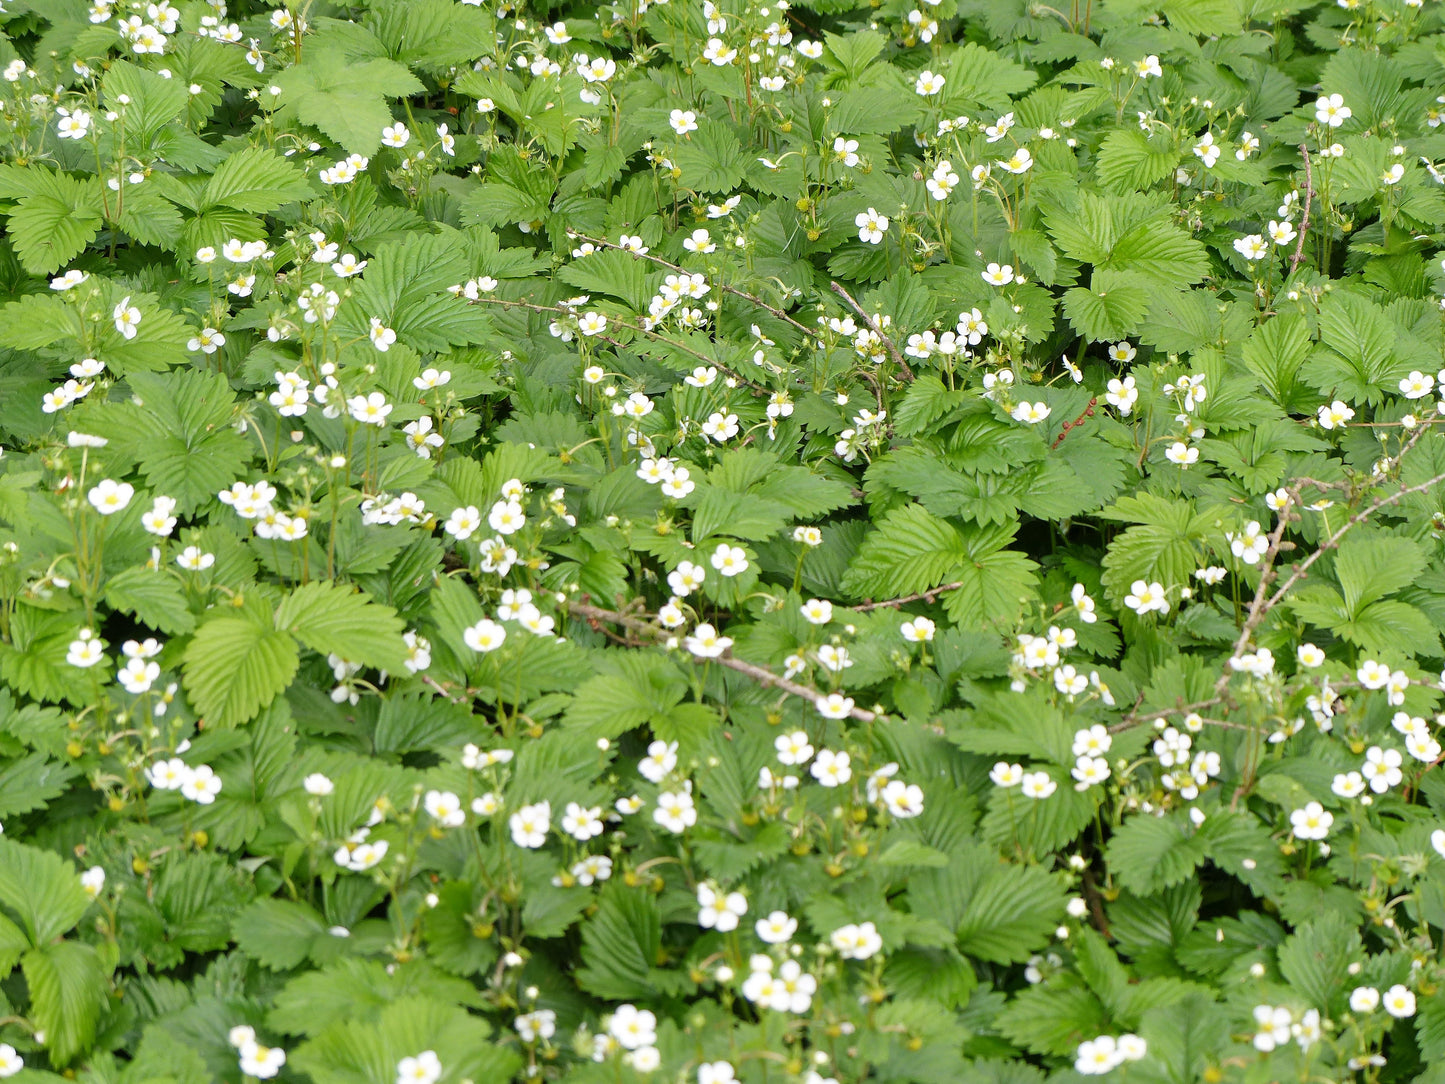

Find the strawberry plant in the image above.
[{"left": 3, "top": 0, "right": 1445, "bottom": 1083}]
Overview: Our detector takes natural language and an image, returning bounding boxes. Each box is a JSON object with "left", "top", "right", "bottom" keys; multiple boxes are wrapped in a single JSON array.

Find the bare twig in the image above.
[
  {"left": 1215, "top": 455, "right": 1445, "bottom": 699},
  {"left": 1290, "top": 144, "right": 1313, "bottom": 275},
  {"left": 1051, "top": 396, "right": 1098, "bottom": 450},
  {"left": 851, "top": 582, "right": 963, "bottom": 611},
  {"left": 567, "top": 600, "right": 879, "bottom": 722},
  {"left": 828, "top": 281, "right": 915, "bottom": 381}
]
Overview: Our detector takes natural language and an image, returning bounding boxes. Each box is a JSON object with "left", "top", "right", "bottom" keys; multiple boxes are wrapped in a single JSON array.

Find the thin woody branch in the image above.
[{"left": 567, "top": 600, "right": 879, "bottom": 722}]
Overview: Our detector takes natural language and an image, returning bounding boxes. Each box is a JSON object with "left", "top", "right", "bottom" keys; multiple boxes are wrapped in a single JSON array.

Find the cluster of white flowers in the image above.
[
  {"left": 741, "top": 954, "right": 816, "bottom": 1012},
  {"left": 1075, "top": 1034, "right": 1147, "bottom": 1074},
  {"left": 228, "top": 1026, "right": 285, "bottom": 1080},
  {"left": 138, "top": 728, "right": 217, "bottom": 795},
  {"left": 635, "top": 457, "right": 697, "bottom": 499},
  {"left": 219, "top": 479, "right": 308, "bottom": 542},
  {"left": 1252, "top": 1004, "right": 1322, "bottom": 1052}
]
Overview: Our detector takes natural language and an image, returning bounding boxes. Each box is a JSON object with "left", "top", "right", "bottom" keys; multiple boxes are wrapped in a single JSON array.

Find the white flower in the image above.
[
  {"left": 1105, "top": 375, "right": 1138, "bottom": 415},
  {"left": 303, "top": 773, "right": 333, "bottom": 796},
  {"left": 578, "top": 311, "right": 608, "bottom": 336},
  {"left": 669, "top": 108, "right": 698, "bottom": 135},
  {"left": 488, "top": 499, "right": 525, "bottom": 534},
  {"left": 1350, "top": 986, "right": 1380, "bottom": 1013},
  {"left": 981, "top": 262, "right": 1015, "bottom": 286},
  {"left": 697, "top": 882, "right": 747, "bottom": 931},
  {"left": 1267, "top": 220, "right": 1297, "bottom": 246},
  {"left": 1383, "top": 984, "right": 1416, "bottom": 1018},
  {"left": 999, "top": 147, "right": 1033, "bottom": 174},
  {"left": 1323, "top": 398, "right": 1352, "bottom": 427},
  {"left": 562, "top": 801, "right": 604, "bottom": 840},
  {"left": 1400, "top": 370, "right": 1434, "bottom": 399},
  {"left": 181, "top": 764, "right": 222, "bottom": 804},
  {"left": 800, "top": 598, "right": 833, "bottom": 625},
  {"left": 914, "top": 69, "right": 945, "bottom": 96},
  {"left": 463, "top": 618, "right": 507, "bottom": 653},
  {"left": 1233, "top": 234, "right": 1268, "bottom": 261},
  {"left": 991, "top": 762, "right": 1023, "bottom": 787},
  {"left": 1165, "top": 441, "right": 1198, "bottom": 467},
  {"left": 117, "top": 657, "right": 161, "bottom": 695},
  {"left": 755, "top": 910, "right": 797, "bottom": 944},
  {"left": 1124, "top": 580, "right": 1169, "bottom": 615},
  {"left": 610, "top": 1005, "right": 657, "bottom": 1050},
  {"left": 1135, "top": 54, "right": 1162, "bottom": 77},
  {"left": 1316, "top": 93, "right": 1351, "bottom": 127},
  {"left": 810, "top": 749, "right": 851, "bottom": 787},
  {"left": 881, "top": 779, "right": 924, "bottom": 817},
  {"left": 698, "top": 1061, "right": 738, "bottom": 1084},
  {"left": 239, "top": 1041, "right": 287, "bottom": 1079},
  {"left": 855, "top": 208, "right": 888, "bottom": 244},
  {"left": 1361, "top": 745, "right": 1403, "bottom": 793},
  {"left": 348, "top": 392, "right": 392, "bottom": 425},
  {"left": 1357, "top": 659, "right": 1391, "bottom": 688},
  {"left": 1076, "top": 1037, "right": 1123, "bottom": 1075},
  {"left": 509, "top": 801, "right": 551, "bottom": 848},
  {"left": 1290, "top": 802, "right": 1332, "bottom": 840},
  {"left": 900, "top": 616, "right": 935, "bottom": 642},
  {"left": 88, "top": 479, "right": 134, "bottom": 515},
  {"left": 515, "top": 1010, "right": 557, "bottom": 1043},
  {"left": 1192, "top": 132, "right": 1220, "bottom": 167},
  {"left": 395, "top": 1051, "right": 443, "bottom": 1084},
  {"left": 424, "top": 790, "right": 464, "bottom": 828},
  {"left": 176, "top": 546, "right": 215, "bottom": 571},
  {"left": 1012, "top": 401, "right": 1051, "bottom": 424},
  {"left": 638, "top": 740, "right": 679, "bottom": 783},
  {"left": 654, "top": 789, "right": 697, "bottom": 833},
  {"left": 815, "top": 693, "right": 854, "bottom": 718},
  {"left": 710, "top": 543, "right": 749, "bottom": 577},
  {"left": 668, "top": 560, "right": 706, "bottom": 596},
  {"left": 1253, "top": 1005, "right": 1293, "bottom": 1052},
  {"left": 684, "top": 623, "right": 733, "bottom": 658},
  {"left": 830, "top": 921, "right": 883, "bottom": 960},
  {"left": 1020, "top": 771, "right": 1056, "bottom": 799},
  {"left": 112, "top": 295, "right": 142, "bottom": 338}
]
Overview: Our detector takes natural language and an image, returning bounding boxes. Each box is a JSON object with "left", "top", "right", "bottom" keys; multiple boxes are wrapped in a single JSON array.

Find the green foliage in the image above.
[{"left": 0, "top": 0, "right": 1442, "bottom": 1081}]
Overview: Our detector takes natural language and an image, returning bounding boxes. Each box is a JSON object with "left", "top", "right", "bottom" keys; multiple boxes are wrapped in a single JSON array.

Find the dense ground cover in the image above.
[{"left": 3, "top": 0, "right": 1445, "bottom": 1081}]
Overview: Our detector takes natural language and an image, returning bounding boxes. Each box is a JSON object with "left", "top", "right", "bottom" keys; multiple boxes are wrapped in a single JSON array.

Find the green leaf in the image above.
[
  {"left": 1276, "top": 910, "right": 1362, "bottom": 1011},
  {"left": 291, "top": 995, "right": 521, "bottom": 1084},
  {"left": 273, "top": 52, "right": 425, "bottom": 156},
  {"left": 941, "top": 538, "right": 1039, "bottom": 629},
  {"left": 1301, "top": 292, "right": 1413, "bottom": 405},
  {"left": 103, "top": 567, "right": 196, "bottom": 636},
  {"left": 956, "top": 863, "right": 1067, "bottom": 964},
  {"left": 24, "top": 941, "right": 109, "bottom": 1066},
  {"left": 181, "top": 617, "right": 300, "bottom": 728},
  {"left": 199, "top": 146, "right": 316, "bottom": 213},
  {"left": 1063, "top": 270, "right": 1152, "bottom": 342},
  {"left": 840, "top": 503, "right": 969, "bottom": 600},
  {"left": 1096, "top": 129, "right": 1179, "bottom": 192},
  {"left": 0, "top": 838, "right": 92, "bottom": 946},
  {"left": 233, "top": 899, "right": 331, "bottom": 971},
  {"left": 574, "top": 882, "right": 664, "bottom": 999},
  {"left": 275, "top": 582, "right": 409, "bottom": 672},
  {"left": 943, "top": 42, "right": 1038, "bottom": 109},
  {"left": 7, "top": 172, "right": 104, "bottom": 275},
  {"left": 0, "top": 753, "right": 78, "bottom": 820},
  {"left": 1105, "top": 813, "right": 1207, "bottom": 896},
  {"left": 1334, "top": 536, "right": 1426, "bottom": 614},
  {"left": 672, "top": 123, "right": 747, "bottom": 194}
]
